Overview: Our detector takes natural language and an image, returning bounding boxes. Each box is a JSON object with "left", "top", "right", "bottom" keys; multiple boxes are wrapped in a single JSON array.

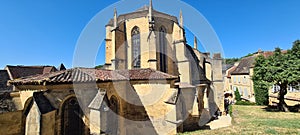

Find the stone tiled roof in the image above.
[
  {"left": 231, "top": 50, "right": 288, "bottom": 75},
  {"left": 222, "top": 64, "right": 234, "bottom": 73},
  {"left": 9, "top": 68, "right": 178, "bottom": 85},
  {"left": 6, "top": 65, "right": 57, "bottom": 79},
  {"left": 231, "top": 56, "right": 255, "bottom": 75}
]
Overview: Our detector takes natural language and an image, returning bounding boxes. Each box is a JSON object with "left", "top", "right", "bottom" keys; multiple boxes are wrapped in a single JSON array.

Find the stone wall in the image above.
[
  {"left": 125, "top": 83, "right": 177, "bottom": 135},
  {"left": 0, "top": 70, "right": 12, "bottom": 92},
  {"left": 0, "top": 92, "right": 16, "bottom": 113},
  {"left": 0, "top": 111, "right": 23, "bottom": 135},
  {"left": 231, "top": 74, "right": 253, "bottom": 99},
  {"left": 41, "top": 110, "right": 56, "bottom": 135}
]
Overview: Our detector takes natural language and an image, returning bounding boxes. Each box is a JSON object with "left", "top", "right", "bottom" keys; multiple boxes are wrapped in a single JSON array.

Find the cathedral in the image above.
[{"left": 5, "top": 1, "right": 224, "bottom": 135}]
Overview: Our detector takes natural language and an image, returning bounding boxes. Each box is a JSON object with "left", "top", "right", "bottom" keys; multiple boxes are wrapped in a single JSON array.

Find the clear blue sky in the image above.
[{"left": 0, "top": 0, "right": 299, "bottom": 69}]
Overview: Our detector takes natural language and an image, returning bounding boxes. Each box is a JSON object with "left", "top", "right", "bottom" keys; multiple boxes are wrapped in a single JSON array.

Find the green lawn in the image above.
[{"left": 181, "top": 105, "right": 300, "bottom": 135}]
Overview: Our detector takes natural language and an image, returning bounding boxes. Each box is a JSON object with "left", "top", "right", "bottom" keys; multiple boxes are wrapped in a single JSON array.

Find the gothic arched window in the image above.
[
  {"left": 132, "top": 26, "right": 141, "bottom": 68},
  {"left": 159, "top": 26, "right": 167, "bottom": 72}
]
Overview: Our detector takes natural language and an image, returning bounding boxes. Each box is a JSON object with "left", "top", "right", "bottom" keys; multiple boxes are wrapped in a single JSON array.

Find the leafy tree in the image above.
[
  {"left": 234, "top": 88, "right": 241, "bottom": 101},
  {"left": 95, "top": 65, "right": 104, "bottom": 69},
  {"left": 253, "top": 40, "right": 300, "bottom": 111},
  {"left": 224, "top": 58, "right": 239, "bottom": 65}
]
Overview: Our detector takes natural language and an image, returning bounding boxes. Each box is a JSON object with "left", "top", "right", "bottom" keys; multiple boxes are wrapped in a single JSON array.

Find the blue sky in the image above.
[{"left": 0, "top": 0, "right": 299, "bottom": 69}]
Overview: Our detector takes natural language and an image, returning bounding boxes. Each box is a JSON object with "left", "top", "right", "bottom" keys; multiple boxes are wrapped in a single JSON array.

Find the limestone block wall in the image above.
[
  {"left": 89, "top": 109, "right": 101, "bottom": 134},
  {"left": 115, "top": 22, "right": 127, "bottom": 69},
  {"left": 231, "top": 74, "right": 253, "bottom": 99},
  {"left": 20, "top": 91, "right": 35, "bottom": 110},
  {"left": 211, "top": 57, "right": 224, "bottom": 112},
  {"left": 105, "top": 26, "right": 113, "bottom": 65},
  {"left": 180, "top": 88, "right": 201, "bottom": 130},
  {"left": 205, "top": 63, "right": 212, "bottom": 81},
  {"left": 125, "top": 17, "right": 149, "bottom": 69},
  {"left": 269, "top": 89, "right": 300, "bottom": 106},
  {"left": 0, "top": 111, "right": 23, "bottom": 135},
  {"left": 41, "top": 110, "right": 56, "bottom": 135},
  {"left": 124, "top": 83, "right": 177, "bottom": 135}
]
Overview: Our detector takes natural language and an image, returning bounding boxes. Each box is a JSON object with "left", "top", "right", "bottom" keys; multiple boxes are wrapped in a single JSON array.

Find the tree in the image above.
[
  {"left": 224, "top": 58, "right": 239, "bottom": 65},
  {"left": 253, "top": 55, "right": 270, "bottom": 105},
  {"left": 234, "top": 88, "right": 241, "bottom": 101},
  {"left": 95, "top": 65, "right": 104, "bottom": 69},
  {"left": 253, "top": 40, "right": 300, "bottom": 111}
]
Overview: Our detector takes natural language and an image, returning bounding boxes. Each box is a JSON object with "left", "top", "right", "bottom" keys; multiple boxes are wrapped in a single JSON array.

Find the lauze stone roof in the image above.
[
  {"left": 231, "top": 56, "right": 255, "bottom": 75},
  {"left": 9, "top": 68, "right": 178, "bottom": 85},
  {"left": 6, "top": 65, "right": 57, "bottom": 79}
]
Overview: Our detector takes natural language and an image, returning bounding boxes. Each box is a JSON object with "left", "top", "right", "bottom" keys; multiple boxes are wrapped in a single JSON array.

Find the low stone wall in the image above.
[{"left": 269, "top": 93, "right": 300, "bottom": 106}]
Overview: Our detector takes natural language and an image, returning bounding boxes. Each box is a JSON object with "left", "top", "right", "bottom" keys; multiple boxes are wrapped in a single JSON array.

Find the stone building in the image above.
[
  {"left": 228, "top": 50, "right": 288, "bottom": 102},
  {"left": 230, "top": 56, "right": 256, "bottom": 102},
  {"left": 6, "top": 1, "right": 224, "bottom": 135}
]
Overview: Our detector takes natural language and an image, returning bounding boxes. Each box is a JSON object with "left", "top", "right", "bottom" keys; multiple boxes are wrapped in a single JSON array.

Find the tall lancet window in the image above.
[
  {"left": 132, "top": 26, "right": 141, "bottom": 68},
  {"left": 159, "top": 26, "right": 167, "bottom": 72}
]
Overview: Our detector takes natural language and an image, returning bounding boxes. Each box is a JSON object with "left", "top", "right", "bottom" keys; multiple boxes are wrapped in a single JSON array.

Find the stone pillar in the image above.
[
  {"left": 212, "top": 53, "right": 224, "bottom": 113},
  {"left": 148, "top": 30, "right": 157, "bottom": 70},
  {"left": 110, "top": 9, "right": 118, "bottom": 70}
]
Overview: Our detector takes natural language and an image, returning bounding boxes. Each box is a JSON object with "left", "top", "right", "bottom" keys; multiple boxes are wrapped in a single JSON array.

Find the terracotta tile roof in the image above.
[
  {"left": 9, "top": 68, "right": 178, "bottom": 85},
  {"left": 6, "top": 65, "right": 57, "bottom": 79},
  {"left": 255, "top": 50, "right": 287, "bottom": 58}
]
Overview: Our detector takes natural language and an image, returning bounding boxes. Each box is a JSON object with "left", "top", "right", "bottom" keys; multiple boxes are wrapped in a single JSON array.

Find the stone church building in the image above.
[{"left": 6, "top": 1, "right": 224, "bottom": 135}]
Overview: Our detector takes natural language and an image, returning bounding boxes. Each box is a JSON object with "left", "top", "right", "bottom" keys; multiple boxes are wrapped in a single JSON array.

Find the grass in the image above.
[{"left": 180, "top": 105, "right": 300, "bottom": 135}]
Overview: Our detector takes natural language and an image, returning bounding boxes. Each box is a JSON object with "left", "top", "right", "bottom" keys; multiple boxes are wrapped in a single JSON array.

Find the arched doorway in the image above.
[{"left": 61, "top": 97, "right": 86, "bottom": 135}]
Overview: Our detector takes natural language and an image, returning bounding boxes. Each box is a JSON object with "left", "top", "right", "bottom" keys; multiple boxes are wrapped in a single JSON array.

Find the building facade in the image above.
[{"left": 5, "top": 1, "right": 224, "bottom": 135}]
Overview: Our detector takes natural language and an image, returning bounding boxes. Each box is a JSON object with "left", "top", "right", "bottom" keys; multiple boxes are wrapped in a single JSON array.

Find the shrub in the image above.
[
  {"left": 235, "top": 100, "right": 256, "bottom": 105},
  {"left": 253, "top": 81, "right": 269, "bottom": 105},
  {"left": 234, "top": 88, "right": 241, "bottom": 101}
]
